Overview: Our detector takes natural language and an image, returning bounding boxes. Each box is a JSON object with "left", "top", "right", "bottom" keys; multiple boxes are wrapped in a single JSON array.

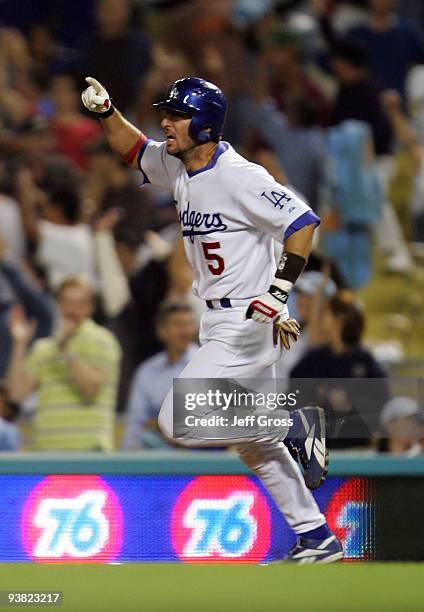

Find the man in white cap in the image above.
[{"left": 380, "top": 396, "right": 422, "bottom": 455}]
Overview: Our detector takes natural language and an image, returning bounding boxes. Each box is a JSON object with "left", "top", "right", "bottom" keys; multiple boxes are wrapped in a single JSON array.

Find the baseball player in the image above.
[{"left": 82, "top": 76, "right": 343, "bottom": 563}]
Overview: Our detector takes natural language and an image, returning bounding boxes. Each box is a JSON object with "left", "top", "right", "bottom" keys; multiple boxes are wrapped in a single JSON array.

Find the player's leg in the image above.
[
  {"left": 236, "top": 438, "right": 325, "bottom": 533},
  {"left": 236, "top": 437, "right": 342, "bottom": 563},
  {"left": 235, "top": 357, "right": 342, "bottom": 563}
]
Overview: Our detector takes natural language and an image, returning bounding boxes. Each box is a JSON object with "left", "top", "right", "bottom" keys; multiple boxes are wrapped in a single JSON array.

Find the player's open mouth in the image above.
[{"left": 166, "top": 135, "right": 176, "bottom": 142}]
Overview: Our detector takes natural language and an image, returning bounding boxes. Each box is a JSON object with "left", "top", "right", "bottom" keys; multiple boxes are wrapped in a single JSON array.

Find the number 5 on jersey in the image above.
[{"left": 202, "top": 242, "right": 225, "bottom": 276}]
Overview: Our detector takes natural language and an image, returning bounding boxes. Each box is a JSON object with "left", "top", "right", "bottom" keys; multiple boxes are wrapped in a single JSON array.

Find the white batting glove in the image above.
[
  {"left": 246, "top": 292, "right": 285, "bottom": 324},
  {"left": 81, "top": 76, "right": 112, "bottom": 114}
]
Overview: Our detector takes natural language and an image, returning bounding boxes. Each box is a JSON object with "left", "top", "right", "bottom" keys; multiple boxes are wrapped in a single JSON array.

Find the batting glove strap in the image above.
[
  {"left": 269, "top": 284, "right": 289, "bottom": 304},
  {"left": 245, "top": 293, "right": 285, "bottom": 323}
]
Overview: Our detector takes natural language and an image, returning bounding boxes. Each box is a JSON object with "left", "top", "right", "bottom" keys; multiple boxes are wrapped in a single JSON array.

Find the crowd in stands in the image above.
[{"left": 0, "top": 0, "right": 423, "bottom": 454}]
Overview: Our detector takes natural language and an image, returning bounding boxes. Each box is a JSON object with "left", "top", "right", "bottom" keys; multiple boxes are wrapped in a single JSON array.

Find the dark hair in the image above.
[
  {"left": 329, "top": 293, "right": 365, "bottom": 347},
  {"left": 49, "top": 189, "right": 81, "bottom": 224},
  {"left": 155, "top": 300, "right": 192, "bottom": 327},
  {"left": 39, "top": 159, "right": 82, "bottom": 224},
  {"left": 331, "top": 38, "right": 370, "bottom": 68}
]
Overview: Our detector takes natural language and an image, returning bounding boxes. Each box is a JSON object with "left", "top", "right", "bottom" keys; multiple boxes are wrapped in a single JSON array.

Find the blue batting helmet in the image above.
[{"left": 153, "top": 77, "right": 227, "bottom": 143}]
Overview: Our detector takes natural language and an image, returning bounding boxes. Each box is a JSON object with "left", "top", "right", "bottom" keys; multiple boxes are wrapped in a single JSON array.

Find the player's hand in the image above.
[
  {"left": 245, "top": 292, "right": 285, "bottom": 324},
  {"left": 274, "top": 318, "right": 300, "bottom": 350},
  {"left": 81, "top": 77, "right": 112, "bottom": 114}
]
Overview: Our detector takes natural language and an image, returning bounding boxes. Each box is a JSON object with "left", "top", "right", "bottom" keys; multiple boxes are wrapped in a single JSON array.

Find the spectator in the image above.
[
  {"left": 48, "top": 73, "right": 103, "bottom": 170},
  {"left": 379, "top": 396, "right": 422, "bottom": 455},
  {"left": 315, "top": 0, "right": 424, "bottom": 97},
  {"left": 0, "top": 27, "right": 33, "bottom": 127},
  {"left": 12, "top": 115, "right": 57, "bottom": 183},
  {"left": 163, "top": 0, "right": 252, "bottom": 145},
  {"left": 122, "top": 300, "right": 198, "bottom": 450},
  {"left": 255, "top": 95, "right": 328, "bottom": 211},
  {"left": 110, "top": 230, "right": 200, "bottom": 412},
  {"left": 0, "top": 169, "right": 27, "bottom": 310},
  {"left": 260, "top": 26, "right": 330, "bottom": 127},
  {"left": 0, "top": 230, "right": 53, "bottom": 377},
  {"left": 94, "top": 208, "right": 131, "bottom": 320},
  {"left": 84, "top": 137, "right": 167, "bottom": 236},
  {"left": 135, "top": 44, "right": 193, "bottom": 138},
  {"left": 0, "top": 380, "right": 21, "bottom": 451},
  {"left": 348, "top": 0, "right": 424, "bottom": 97},
  {"left": 15, "top": 166, "right": 96, "bottom": 290},
  {"left": 290, "top": 293, "right": 389, "bottom": 449},
  {"left": 276, "top": 270, "right": 337, "bottom": 380},
  {"left": 0, "top": 177, "right": 26, "bottom": 262},
  {"left": 324, "top": 31, "right": 410, "bottom": 277},
  {"left": 75, "top": 0, "right": 152, "bottom": 114},
  {"left": 323, "top": 119, "right": 383, "bottom": 288},
  {"left": 27, "top": 23, "right": 76, "bottom": 83},
  {"left": 330, "top": 39, "right": 393, "bottom": 156},
  {"left": 6, "top": 276, "right": 121, "bottom": 451},
  {"left": 382, "top": 89, "right": 424, "bottom": 242}
]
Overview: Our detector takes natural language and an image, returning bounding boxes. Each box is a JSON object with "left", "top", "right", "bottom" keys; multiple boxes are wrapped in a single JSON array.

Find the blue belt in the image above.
[{"left": 206, "top": 298, "right": 232, "bottom": 309}]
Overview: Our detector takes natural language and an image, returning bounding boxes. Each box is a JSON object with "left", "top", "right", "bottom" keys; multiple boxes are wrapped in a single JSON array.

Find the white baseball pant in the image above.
[{"left": 158, "top": 302, "right": 325, "bottom": 533}]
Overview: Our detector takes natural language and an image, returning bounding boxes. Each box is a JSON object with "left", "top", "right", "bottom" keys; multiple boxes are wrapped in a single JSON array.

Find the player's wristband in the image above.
[
  {"left": 269, "top": 251, "right": 307, "bottom": 304},
  {"left": 275, "top": 251, "right": 306, "bottom": 283}
]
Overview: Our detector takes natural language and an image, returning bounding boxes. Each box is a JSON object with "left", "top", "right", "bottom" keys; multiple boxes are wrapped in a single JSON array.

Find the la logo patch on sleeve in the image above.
[{"left": 260, "top": 190, "right": 292, "bottom": 210}]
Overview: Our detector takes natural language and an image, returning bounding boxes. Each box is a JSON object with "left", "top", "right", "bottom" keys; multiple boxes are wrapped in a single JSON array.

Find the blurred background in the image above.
[{"left": 0, "top": 0, "right": 423, "bottom": 456}]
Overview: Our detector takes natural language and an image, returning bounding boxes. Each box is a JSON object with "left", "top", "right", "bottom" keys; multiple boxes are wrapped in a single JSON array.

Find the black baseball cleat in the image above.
[{"left": 284, "top": 406, "right": 329, "bottom": 490}]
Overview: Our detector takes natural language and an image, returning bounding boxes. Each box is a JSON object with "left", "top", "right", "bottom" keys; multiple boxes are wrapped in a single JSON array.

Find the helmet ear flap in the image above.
[
  {"left": 196, "top": 129, "right": 212, "bottom": 143},
  {"left": 189, "top": 116, "right": 212, "bottom": 143}
]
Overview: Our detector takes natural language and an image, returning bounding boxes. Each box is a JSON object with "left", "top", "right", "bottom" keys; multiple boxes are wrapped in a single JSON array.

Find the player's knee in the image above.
[{"left": 236, "top": 440, "right": 282, "bottom": 469}]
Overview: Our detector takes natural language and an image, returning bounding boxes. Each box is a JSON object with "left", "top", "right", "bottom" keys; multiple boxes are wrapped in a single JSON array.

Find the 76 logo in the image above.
[
  {"left": 183, "top": 493, "right": 257, "bottom": 557},
  {"left": 33, "top": 491, "right": 109, "bottom": 558}
]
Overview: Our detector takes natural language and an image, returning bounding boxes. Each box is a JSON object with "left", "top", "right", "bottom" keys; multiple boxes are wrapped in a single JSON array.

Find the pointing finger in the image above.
[{"left": 85, "top": 76, "right": 103, "bottom": 93}]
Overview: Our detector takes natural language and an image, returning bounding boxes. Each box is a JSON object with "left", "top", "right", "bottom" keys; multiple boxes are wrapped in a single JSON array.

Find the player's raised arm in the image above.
[{"left": 81, "top": 77, "right": 146, "bottom": 168}]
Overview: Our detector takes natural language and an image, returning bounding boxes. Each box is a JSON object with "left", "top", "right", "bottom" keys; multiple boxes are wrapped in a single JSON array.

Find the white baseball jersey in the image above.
[{"left": 138, "top": 140, "right": 319, "bottom": 300}]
